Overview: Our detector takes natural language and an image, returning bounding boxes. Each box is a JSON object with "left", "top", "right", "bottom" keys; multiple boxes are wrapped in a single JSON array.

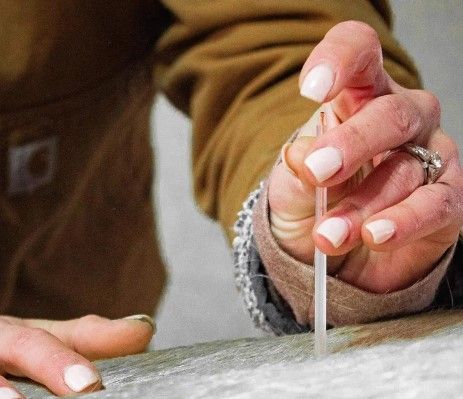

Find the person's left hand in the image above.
[
  {"left": 268, "top": 21, "right": 463, "bottom": 294},
  {"left": 0, "top": 314, "right": 154, "bottom": 397}
]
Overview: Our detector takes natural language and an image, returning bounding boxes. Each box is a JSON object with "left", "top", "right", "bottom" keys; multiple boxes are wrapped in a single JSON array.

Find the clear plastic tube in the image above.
[{"left": 314, "top": 111, "right": 327, "bottom": 357}]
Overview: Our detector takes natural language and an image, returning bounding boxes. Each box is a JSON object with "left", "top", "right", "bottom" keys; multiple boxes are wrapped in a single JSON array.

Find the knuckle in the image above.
[
  {"left": 339, "top": 20, "right": 379, "bottom": 43},
  {"left": 441, "top": 133, "right": 458, "bottom": 155},
  {"left": 398, "top": 201, "right": 422, "bottom": 232},
  {"left": 391, "top": 155, "right": 423, "bottom": 192},
  {"left": 48, "top": 348, "right": 79, "bottom": 365},
  {"left": 444, "top": 137, "right": 460, "bottom": 169},
  {"left": 431, "top": 132, "right": 460, "bottom": 175},
  {"left": 338, "top": 122, "right": 372, "bottom": 165},
  {"left": 14, "top": 327, "right": 49, "bottom": 347},
  {"left": 438, "top": 130, "right": 459, "bottom": 158},
  {"left": 79, "top": 314, "right": 104, "bottom": 325},
  {"left": 422, "top": 185, "right": 453, "bottom": 221},
  {"left": 437, "top": 193, "right": 452, "bottom": 220},
  {"left": 328, "top": 21, "right": 381, "bottom": 57},
  {"left": 8, "top": 327, "right": 51, "bottom": 364},
  {"left": 338, "top": 120, "right": 359, "bottom": 141},
  {"left": 339, "top": 196, "right": 369, "bottom": 220},
  {"left": 380, "top": 95, "right": 420, "bottom": 138},
  {"left": 421, "top": 90, "right": 441, "bottom": 122},
  {"left": 76, "top": 314, "right": 106, "bottom": 334},
  {"left": 340, "top": 196, "right": 362, "bottom": 212}
]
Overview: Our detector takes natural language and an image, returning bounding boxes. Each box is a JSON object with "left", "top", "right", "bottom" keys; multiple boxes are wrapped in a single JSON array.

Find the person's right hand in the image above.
[
  {"left": 0, "top": 314, "right": 155, "bottom": 398},
  {"left": 268, "top": 21, "right": 463, "bottom": 294}
]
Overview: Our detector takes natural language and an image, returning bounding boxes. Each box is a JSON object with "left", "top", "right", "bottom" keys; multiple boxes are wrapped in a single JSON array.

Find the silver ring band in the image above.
[{"left": 398, "top": 143, "right": 444, "bottom": 184}]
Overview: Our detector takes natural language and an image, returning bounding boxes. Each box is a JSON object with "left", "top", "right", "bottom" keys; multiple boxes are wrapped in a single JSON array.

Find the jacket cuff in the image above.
[
  {"left": 233, "top": 182, "right": 309, "bottom": 335},
  {"left": 429, "top": 231, "right": 463, "bottom": 309}
]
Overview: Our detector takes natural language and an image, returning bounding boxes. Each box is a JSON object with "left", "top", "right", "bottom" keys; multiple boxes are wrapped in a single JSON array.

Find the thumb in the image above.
[
  {"left": 299, "top": 21, "right": 390, "bottom": 121},
  {"left": 268, "top": 104, "right": 349, "bottom": 265}
]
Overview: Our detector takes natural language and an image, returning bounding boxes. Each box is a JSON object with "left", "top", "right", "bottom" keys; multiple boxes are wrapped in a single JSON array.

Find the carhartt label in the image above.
[{"left": 8, "top": 136, "right": 57, "bottom": 195}]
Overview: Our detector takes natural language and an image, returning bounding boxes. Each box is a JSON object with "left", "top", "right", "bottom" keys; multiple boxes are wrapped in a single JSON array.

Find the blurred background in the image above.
[{"left": 151, "top": 0, "right": 463, "bottom": 349}]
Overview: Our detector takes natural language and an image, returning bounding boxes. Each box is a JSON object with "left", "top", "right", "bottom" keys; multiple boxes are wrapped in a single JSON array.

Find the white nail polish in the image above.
[
  {"left": 300, "top": 64, "right": 335, "bottom": 102},
  {"left": 316, "top": 217, "right": 349, "bottom": 248},
  {"left": 365, "top": 219, "right": 396, "bottom": 244},
  {"left": 304, "top": 147, "right": 343, "bottom": 182},
  {"left": 0, "top": 387, "right": 21, "bottom": 399},
  {"left": 64, "top": 364, "right": 99, "bottom": 392}
]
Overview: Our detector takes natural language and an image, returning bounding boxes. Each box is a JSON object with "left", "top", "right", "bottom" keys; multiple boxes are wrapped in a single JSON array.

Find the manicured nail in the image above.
[
  {"left": 300, "top": 64, "right": 335, "bottom": 102},
  {"left": 365, "top": 219, "right": 396, "bottom": 244},
  {"left": 304, "top": 147, "right": 343, "bottom": 182},
  {"left": 0, "top": 387, "right": 22, "bottom": 399},
  {"left": 64, "top": 365, "right": 100, "bottom": 393},
  {"left": 123, "top": 314, "right": 156, "bottom": 331},
  {"left": 316, "top": 217, "right": 349, "bottom": 248}
]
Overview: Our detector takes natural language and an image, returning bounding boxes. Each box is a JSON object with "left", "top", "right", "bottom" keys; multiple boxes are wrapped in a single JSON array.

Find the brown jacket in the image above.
[{"left": 0, "top": 1, "right": 447, "bottom": 324}]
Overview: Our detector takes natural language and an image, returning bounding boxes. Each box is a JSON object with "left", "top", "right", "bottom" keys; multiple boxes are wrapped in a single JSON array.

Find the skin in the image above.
[
  {"left": 269, "top": 21, "right": 463, "bottom": 294},
  {"left": 0, "top": 315, "right": 154, "bottom": 397},
  {"left": 1, "top": 20, "right": 462, "bottom": 399}
]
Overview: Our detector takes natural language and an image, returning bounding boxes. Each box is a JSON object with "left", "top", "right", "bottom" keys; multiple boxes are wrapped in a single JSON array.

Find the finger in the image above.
[
  {"left": 301, "top": 90, "right": 440, "bottom": 187},
  {"left": 312, "top": 149, "right": 426, "bottom": 257},
  {"left": 270, "top": 104, "right": 365, "bottom": 270},
  {"left": 299, "top": 21, "right": 389, "bottom": 115},
  {"left": 270, "top": 105, "right": 349, "bottom": 235},
  {"left": 362, "top": 177, "right": 463, "bottom": 252},
  {"left": 0, "top": 322, "right": 102, "bottom": 396},
  {"left": 282, "top": 103, "right": 353, "bottom": 196},
  {"left": 346, "top": 179, "right": 463, "bottom": 293},
  {"left": 0, "top": 376, "right": 24, "bottom": 399},
  {"left": 8, "top": 314, "right": 155, "bottom": 361}
]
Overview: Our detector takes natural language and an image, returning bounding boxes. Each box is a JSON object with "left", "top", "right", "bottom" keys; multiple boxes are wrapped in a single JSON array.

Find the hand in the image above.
[
  {"left": 268, "top": 21, "right": 463, "bottom": 293},
  {"left": 0, "top": 314, "right": 154, "bottom": 397}
]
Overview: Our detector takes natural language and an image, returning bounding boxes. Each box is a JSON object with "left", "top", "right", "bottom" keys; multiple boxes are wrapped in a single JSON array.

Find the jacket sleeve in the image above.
[
  {"left": 154, "top": 0, "right": 420, "bottom": 246},
  {"left": 153, "top": 0, "right": 453, "bottom": 332}
]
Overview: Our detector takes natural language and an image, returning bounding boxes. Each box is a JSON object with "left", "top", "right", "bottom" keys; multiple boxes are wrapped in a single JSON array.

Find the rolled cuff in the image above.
[{"left": 233, "top": 182, "right": 309, "bottom": 335}]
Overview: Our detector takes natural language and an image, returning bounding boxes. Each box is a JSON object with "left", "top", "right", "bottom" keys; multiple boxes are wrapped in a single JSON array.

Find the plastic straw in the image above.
[{"left": 314, "top": 111, "right": 327, "bottom": 357}]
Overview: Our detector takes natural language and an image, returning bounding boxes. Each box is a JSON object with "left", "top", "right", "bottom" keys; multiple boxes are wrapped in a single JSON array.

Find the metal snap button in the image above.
[{"left": 8, "top": 136, "right": 57, "bottom": 195}]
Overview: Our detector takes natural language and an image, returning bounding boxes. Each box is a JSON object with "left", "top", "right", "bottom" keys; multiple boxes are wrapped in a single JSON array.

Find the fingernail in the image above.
[
  {"left": 280, "top": 143, "right": 298, "bottom": 177},
  {"left": 304, "top": 147, "right": 343, "bottom": 182},
  {"left": 316, "top": 217, "right": 349, "bottom": 248},
  {"left": 64, "top": 364, "right": 100, "bottom": 393},
  {"left": 300, "top": 64, "right": 335, "bottom": 102},
  {"left": 123, "top": 314, "right": 156, "bottom": 331},
  {"left": 0, "top": 387, "right": 22, "bottom": 399},
  {"left": 365, "top": 219, "right": 396, "bottom": 244}
]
